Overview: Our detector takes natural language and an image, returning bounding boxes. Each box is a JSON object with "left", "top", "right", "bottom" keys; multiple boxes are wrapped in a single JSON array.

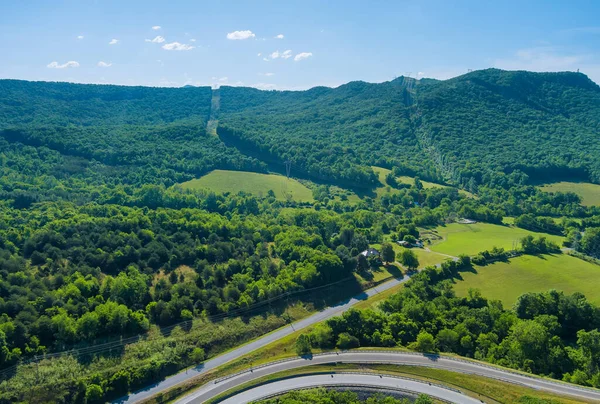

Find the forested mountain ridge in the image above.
[
  {"left": 1, "top": 69, "right": 599, "bottom": 193},
  {"left": 0, "top": 80, "right": 267, "bottom": 206},
  {"left": 0, "top": 79, "right": 213, "bottom": 126},
  {"left": 218, "top": 69, "right": 600, "bottom": 190},
  {"left": 415, "top": 69, "right": 600, "bottom": 188}
]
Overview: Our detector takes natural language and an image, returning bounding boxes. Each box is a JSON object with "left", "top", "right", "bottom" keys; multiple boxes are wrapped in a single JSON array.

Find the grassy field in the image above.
[
  {"left": 539, "top": 181, "right": 600, "bottom": 206},
  {"left": 427, "top": 222, "right": 564, "bottom": 257},
  {"left": 372, "top": 166, "right": 475, "bottom": 198},
  {"left": 454, "top": 253, "right": 600, "bottom": 306},
  {"left": 372, "top": 242, "right": 452, "bottom": 269},
  {"left": 179, "top": 170, "right": 314, "bottom": 202}
]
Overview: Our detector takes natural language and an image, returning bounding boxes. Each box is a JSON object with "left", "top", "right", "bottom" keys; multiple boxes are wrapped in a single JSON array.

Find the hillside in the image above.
[
  {"left": 2, "top": 71, "right": 600, "bottom": 403},
  {"left": 1, "top": 70, "right": 599, "bottom": 195},
  {"left": 218, "top": 69, "right": 600, "bottom": 190}
]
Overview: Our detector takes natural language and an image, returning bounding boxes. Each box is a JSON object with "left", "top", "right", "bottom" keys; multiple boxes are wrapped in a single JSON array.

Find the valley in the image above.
[{"left": 1, "top": 69, "right": 600, "bottom": 404}]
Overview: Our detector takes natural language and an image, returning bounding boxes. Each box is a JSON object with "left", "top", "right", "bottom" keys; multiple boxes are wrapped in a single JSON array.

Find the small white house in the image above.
[
  {"left": 360, "top": 248, "right": 380, "bottom": 257},
  {"left": 397, "top": 240, "right": 410, "bottom": 247}
]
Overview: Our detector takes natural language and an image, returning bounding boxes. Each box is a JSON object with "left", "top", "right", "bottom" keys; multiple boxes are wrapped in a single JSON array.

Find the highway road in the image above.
[
  {"left": 176, "top": 351, "right": 600, "bottom": 404},
  {"left": 115, "top": 275, "right": 409, "bottom": 403},
  {"left": 218, "top": 373, "right": 483, "bottom": 404}
]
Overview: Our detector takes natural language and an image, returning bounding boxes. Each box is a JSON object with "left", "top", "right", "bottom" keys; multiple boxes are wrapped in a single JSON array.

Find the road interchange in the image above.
[{"left": 174, "top": 351, "right": 600, "bottom": 403}]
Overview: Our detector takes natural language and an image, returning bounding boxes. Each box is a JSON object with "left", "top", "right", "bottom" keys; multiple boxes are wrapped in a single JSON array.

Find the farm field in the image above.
[
  {"left": 427, "top": 222, "right": 564, "bottom": 257},
  {"left": 372, "top": 166, "right": 475, "bottom": 198},
  {"left": 373, "top": 243, "right": 452, "bottom": 269},
  {"left": 395, "top": 245, "right": 453, "bottom": 268},
  {"left": 453, "top": 253, "right": 600, "bottom": 306},
  {"left": 179, "top": 170, "right": 314, "bottom": 202},
  {"left": 539, "top": 181, "right": 600, "bottom": 206}
]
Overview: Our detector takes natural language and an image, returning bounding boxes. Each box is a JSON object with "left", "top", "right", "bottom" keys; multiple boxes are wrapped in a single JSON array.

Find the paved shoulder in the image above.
[
  {"left": 178, "top": 351, "right": 600, "bottom": 403},
  {"left": 219, "top": 373, "right": 482, "bottom": 404}
]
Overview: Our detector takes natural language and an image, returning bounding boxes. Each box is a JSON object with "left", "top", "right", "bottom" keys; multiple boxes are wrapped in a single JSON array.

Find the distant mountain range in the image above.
[{"left": 1, "top": 68, "right": 599, "bottom": 193}]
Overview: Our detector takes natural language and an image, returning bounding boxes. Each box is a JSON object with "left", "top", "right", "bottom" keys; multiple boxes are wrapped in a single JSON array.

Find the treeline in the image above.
[
  {"left": 0, "top": 80, "right": 213, "bottom": 127},
  {"left": 256, "top": 389, "right": 434, "bottom": 404},
  {"left": 298, "top": 249, "right": 600, "bottom": 388}
]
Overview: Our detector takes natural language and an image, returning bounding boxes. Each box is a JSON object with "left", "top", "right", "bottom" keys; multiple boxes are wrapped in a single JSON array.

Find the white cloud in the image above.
[
  {"left": 265, "top": 50, "right": 292, "bottom": 61},
  {"left": 162, "top": 42, "right": 195, "bottom": 51},
  {"left": 145, "top": 36, "right": 166, "bottom": 43},
  {"left": 98, "top": 61, "right": 112, "bottom": 67},
  {"left": 257, "top": 53, "right": 262, "bottom": 57},
  {"left": 294, "top": 52, "right": 313, "bottom": 62},
  {"left": 226, "top": 30, "right": 255, "bottom": 40},
  {"left": 77, "top": 35, "right": 84, "bottom": 40},
  {"left": 152, "top": 26, "right": 162, "bottom": 30},
  {"left": 261, "top": 72, "right": 275, "bottom": 76},
  {"left": 190, "top": 38, "right": 197, "bottom": 42},
  {"left": 275, "top": 34, "right": 284, "bottom": 39},
  {"left": 109, "top": 39, "right": 119, "bottom": 45},
  {"left": 253, "top": 83, "right": 277, "bottom": 90},
  {"left": 47, "top": 61, "right": 80, "bottom": 69},
  {"left": 417, "top": 72, "right": 425, "bottom": 77}
]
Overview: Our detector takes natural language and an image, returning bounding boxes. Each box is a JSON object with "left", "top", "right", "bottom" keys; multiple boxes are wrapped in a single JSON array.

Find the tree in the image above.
[
  {"left": 357, "top": 254, "right": 369, "bottom": 272},
  {"left": 400, "top": 249, "right": 419, "bottom": 271},
  {"left": 415, "top": 395, "right": 433, "bottom": 404},
  {"left": 403, "top": 234, "right": 417, "bottom": 244},
  {"left": 337, "top": 332, "right": 360, "bottom": 350},
  {"left": 85, "top": 384, "right": 104, "bottom": 403},
  {"left": 191, "top": 347, "right": 206, "bottom": 362},
  {"left": 411, "top": 331, "right": 435, "bottom": 352},
  {"left": 310, "top": 323, "right": 334, "bottom": 348},
  {"left": 414, "top": 177, "right": 423, "bottom": 190},
  {"left": 381, "top": 243, "right": 395, "bottom": 264},
  {"left": 581, "top": 227, "right": 600, "bottom": 258},
  {"left": 435, "top": 329, "right": 459, "bottom": 352},
  {"left": 295, "top": 333, "right": 312, "bottom": 356}
]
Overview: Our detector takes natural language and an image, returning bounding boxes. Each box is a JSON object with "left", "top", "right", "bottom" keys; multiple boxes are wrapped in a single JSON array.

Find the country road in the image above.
[
  {"left": 218, "top": 373, "right": 482, "bottom": 404},
  {"left": 176, "top": 351, "right": 600, "bottom": 403},
  {"left": 114, "top": 275, "right": 409, "bottom": 403}
]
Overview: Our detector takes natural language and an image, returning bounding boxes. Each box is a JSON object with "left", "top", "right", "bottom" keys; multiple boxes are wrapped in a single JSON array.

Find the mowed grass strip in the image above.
[
  {"left": 179, "top": 170, "right": 314, "bottom": 202},
  {"left": 453, "top": 254, "right": 600, "bottom": 306},
  {"left": 428, "top": 222, "right": 564, "bottom": 257},
  {"left": 539, "top": 181, "right": 600, "bottom": 206}
]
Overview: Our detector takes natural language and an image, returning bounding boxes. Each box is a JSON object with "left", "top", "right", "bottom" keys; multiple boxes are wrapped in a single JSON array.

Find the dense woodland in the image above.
[
  {"left": 218, "top": 69, "right": 600, "bottom": 189},
  {"left": 0, "top": 71, "right": 600, "bottom": 402}
]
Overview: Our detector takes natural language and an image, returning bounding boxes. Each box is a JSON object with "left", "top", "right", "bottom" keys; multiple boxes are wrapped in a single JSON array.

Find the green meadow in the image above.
[
  {"left": 179, "top": 170, "right": 314, "bottom": 202},
  {"left": 372, "top": 166, "right": 475, "bottom": 198},
  {"left": 427, "top": 222, "right": 564, "bottom": 257},
  {"left": 454, "top": 253, "right": 600, "bottom": 306},
  {"left": 539, "top": 181, "right": 600, "bottom": 206}
]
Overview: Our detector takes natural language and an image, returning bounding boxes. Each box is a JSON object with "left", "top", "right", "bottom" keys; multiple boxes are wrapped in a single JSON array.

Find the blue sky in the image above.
[{"left": 1, "top": 0, "right": 599, "bottom": 89}]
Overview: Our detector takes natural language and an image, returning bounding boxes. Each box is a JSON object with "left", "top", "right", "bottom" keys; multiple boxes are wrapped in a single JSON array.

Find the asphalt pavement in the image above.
[
  {"left": 176, "top": 351, "right": 600, "bottom": 403},
  {"left": 115, "top": 275, "right": 408, "bottom": 403},
  {"left": 218, "top": 373, "right": 483, "bottom": 404}
]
